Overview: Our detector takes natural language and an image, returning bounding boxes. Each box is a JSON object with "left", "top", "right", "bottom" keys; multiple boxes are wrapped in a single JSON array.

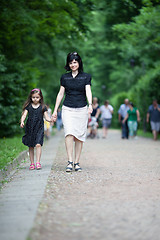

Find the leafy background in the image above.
[{"left": 0, "top": 0, "right": 160, "bottom": 137}]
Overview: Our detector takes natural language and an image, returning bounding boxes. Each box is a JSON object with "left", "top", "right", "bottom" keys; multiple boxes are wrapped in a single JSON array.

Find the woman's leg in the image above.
[
  {"left": 75, "top": 138, "right": 83, "bottom": 164},
  {"left": 29, "top": 147, "right": 34, "bottom": 164},
  {"left": 36, "top": 144, "right": 42, "bottom": 163},
  {"left": 65, "top": 135, "right": 74, "bottom": 162}
]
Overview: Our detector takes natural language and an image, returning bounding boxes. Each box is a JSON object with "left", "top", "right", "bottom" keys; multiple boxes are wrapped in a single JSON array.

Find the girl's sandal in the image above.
[
  {"left": 74, "top": 163, "right": 82, "bottom": 172},
  {"left": 29, "top": 163, "right": 35, "bottom": 170},
  {"left": 36, "top": 162, "right": 42, "bottom": 170},
  {"left": 66, "top": 161, "right": 73, "bottom": 172}
]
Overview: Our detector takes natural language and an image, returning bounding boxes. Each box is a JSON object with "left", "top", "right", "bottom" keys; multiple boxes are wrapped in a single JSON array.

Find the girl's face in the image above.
[
  {"left": 69, "top": 59, "right": 79, "bottom": 72},
  {"left": 31, "top": 92, "right": 41, "bottom": 105}
]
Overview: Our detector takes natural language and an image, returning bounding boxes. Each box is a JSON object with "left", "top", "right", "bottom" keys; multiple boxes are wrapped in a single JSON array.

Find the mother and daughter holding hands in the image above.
[{"left": 20, "top": 52, "right": 93, "bottom": 171}]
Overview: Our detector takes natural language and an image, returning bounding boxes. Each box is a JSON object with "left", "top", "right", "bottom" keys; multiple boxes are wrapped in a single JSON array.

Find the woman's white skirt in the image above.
[{"left": 62, "top": 105, "right": 88, "bottom": 142}]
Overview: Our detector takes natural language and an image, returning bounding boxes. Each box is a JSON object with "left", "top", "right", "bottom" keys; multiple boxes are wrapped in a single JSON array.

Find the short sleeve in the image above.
[
  {"left": 60, "top": 75, "right": 65, "bottom": 87},
  {"left": 118, "top": 105, "right": 122, "bottom": 114},
  {"left": 109, "top": 105, "right": 114, "bottom": 111},
  {"left": 25, "top": 104, "right": 30, "bottom": 111},
  {"left": 147, "top": 105, "right": 152, "bottom": 113},
  {"left": 44, "top": 106, "right": 48, "bottom": 112},
  {"left": 85, "top": 74, "right": 91, "bottom": 86}
]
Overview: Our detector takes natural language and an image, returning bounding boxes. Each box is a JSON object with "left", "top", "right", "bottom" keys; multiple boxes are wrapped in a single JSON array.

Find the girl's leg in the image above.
[
  {"left": 65, "top": 134, "right": 74, "bottom": 163},
  {"left": 29, "top": 147, "right": 34, "bottom": 164},
  {"left": 36, "top": 144, "right": 42, "bottom": 163}
]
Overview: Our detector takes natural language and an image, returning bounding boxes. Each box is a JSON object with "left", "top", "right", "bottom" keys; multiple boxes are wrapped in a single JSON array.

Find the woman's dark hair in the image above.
[
  {"left": 22, "top": 89, "right": 46, "bottom": 113},
  {"left": 129, "top": 102, "right": 134, "bottom": 107},
  {"left": 64, "top": 52, "right": 83, "bottom": 72}
]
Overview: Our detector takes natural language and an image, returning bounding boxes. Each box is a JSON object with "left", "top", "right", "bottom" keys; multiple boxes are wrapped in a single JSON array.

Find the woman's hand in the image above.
[
  {"left": 88, "top": 104, "right": 93, "bottom": 114},
  {"left": 51, "top": 111, "right": 57, "bottom": 122}
]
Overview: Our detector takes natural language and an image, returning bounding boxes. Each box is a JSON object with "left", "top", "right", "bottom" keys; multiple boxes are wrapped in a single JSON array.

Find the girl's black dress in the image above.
[{"left": 22, "top": 104, "right": 47, "bottom": 147}]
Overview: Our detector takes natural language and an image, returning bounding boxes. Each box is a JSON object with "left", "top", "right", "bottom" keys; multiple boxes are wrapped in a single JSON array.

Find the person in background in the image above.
[
  {"left": 100, "top": 100, "right": 114, "bottom": 138},
  {"left": 56, "top": 107, "right": 63, "bottom": 131},
  {"left": 51, "top": 52, "right": 92, "bottom": 172},
  {"left": 118, "top": 98, "right": 130, "bottom": 139},
  {"left": 88, "top": 97, "right": 100, "bottom": 138},
  {"left": 122, "top": 102, "right": 140, "bottom": 139},
  {"left": 44, "top": 104, "right": 52, "bottom": 139},
  {"left": 146, "top": 99, "right": 160, "bottom": 141}
]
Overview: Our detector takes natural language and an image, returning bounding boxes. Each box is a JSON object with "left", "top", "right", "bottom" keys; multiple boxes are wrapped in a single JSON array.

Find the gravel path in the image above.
[{"left": 28, "top": 129, "right": 160, "bottom": 240}]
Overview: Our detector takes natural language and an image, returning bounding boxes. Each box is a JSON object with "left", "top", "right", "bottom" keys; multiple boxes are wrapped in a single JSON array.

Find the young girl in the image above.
[{"left": 20, "top": 88, "right": 51, "bottom": 170}]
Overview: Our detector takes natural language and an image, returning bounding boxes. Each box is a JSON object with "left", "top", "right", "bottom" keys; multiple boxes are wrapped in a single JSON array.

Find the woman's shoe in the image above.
[
  {"left": 74, "top": 163, "right": 82, "bottom": 172},
  {"left": 29, "top": 163, "right": 35, "bottom": 170},
  {"left": 66, "top": 161, "right": 73, "bottom": 172},
  {"left": 36, "top": 162, "right": 42, "bottom": 170}
]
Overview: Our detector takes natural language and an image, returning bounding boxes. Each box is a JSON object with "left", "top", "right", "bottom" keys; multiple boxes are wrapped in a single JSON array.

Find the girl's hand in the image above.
[
  {"left": 88, "top": 105, "right": 93, "bottom": 114},
  {"left": 51, "top": 111, "right": 57, "bottom": 122},
  {"left": 20, "top": 122, "right": 24, "bottom": 128}
]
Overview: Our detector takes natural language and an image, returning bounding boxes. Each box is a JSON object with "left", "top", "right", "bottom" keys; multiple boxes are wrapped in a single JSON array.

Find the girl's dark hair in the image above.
[
  {"left": 64, "top": 52, "right": 83, "bottom": 72},
  {"left": 22, "top": 89, "right": 46, "bottom": 113}
]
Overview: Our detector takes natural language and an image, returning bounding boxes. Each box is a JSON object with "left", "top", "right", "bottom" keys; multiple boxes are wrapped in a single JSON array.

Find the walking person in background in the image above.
[
  {"left": 118, "top": 98, "right": 130, "bottom": 139},
  {"left": 100, "top": 100, "right": 114, "bottom": 138},
  {"left": 88, "top": 97, "right": 100, "bottom": 138},
  {"left": 20, "top": 89, "right": 51, "bottom": 170},
  {"left": 122, "top": 102, "right": 140, "bottom": 139},
  {"left": 44, "top": 104, "right": 52, "bottom": 139},
  {"left": 56, "top": 107, "right": 63, "bottom": 131},
  {"left": 51, "top": 52, "right": 92, "bottom": 172},
  {"left": 146, "top": 99, "right": 160, "bottom": 141}
]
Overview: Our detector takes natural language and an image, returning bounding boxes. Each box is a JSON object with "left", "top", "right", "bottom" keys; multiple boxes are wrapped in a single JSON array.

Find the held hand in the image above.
[
  {"left": 122, "top": 119, "right": 125, "bottom": 124},
  {"left": 51, "top": 111, "right": 57, "bottom": 122}
]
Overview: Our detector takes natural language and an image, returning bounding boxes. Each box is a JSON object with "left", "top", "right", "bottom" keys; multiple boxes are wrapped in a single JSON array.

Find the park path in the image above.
[{"left": 0, "top": 129, "right": 160, "bottom": 240}]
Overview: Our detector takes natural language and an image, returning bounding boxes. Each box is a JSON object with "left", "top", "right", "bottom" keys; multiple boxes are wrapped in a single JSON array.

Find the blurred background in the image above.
[{"left": 0, "top": 0, "right": 160, "bottom": 137}]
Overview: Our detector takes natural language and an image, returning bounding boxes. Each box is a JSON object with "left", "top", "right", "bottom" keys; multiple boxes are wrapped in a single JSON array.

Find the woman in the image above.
[
  {"left": 122, "top": 102, "right": 140, "bottom": 139},
  {"left": 51, "top": 52, "right": 92, "bottom": 172},
  {"left": 100, "top": 100, "right": 114, "bottom": 138}
]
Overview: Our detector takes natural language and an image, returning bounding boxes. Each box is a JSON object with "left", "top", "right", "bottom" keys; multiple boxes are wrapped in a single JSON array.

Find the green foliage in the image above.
[
  {"left": 0, "top": 0, "right": 96, "bottom": 137},
  {"left": 1, "top": 0, "right": 160, "bottom": 137}
]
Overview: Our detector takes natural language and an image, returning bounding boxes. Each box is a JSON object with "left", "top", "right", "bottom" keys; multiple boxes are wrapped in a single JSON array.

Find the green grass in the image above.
[{"left": 0, "top": 136, "right": 27, "bottom": 170}]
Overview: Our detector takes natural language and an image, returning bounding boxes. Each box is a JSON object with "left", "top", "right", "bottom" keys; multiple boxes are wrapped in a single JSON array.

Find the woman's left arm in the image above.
[
  {"left": 136, "top": 109, "right": 141, "bottom": 122},
  {"left": 86, "top": 85, "right": 93, "bottom": 114}
]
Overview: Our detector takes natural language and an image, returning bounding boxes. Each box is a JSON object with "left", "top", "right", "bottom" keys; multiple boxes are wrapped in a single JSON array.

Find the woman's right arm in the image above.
[
  {"left": 20, "top": 109, "right": 28, "bottom": 128},
  {"left": 52, "top": 86, "right": 65, "bottom": 122}
]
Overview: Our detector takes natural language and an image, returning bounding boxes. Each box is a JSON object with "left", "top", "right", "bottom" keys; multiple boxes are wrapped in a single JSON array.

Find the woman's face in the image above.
[{"left": 69, "top": 59, "right": 79, "bottom": 72}]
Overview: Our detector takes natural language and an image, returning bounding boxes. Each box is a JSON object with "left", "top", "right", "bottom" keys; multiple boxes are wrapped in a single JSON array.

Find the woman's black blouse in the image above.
[{"left": 60, "top": 71, "right": 91, "bottom": 108}]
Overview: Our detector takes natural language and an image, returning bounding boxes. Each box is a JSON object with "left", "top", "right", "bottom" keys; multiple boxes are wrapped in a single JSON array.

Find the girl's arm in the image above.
[
  {"left": 122, "top": 113, "right": 128, "bottom": 123},
  {"left": 86, "top": 85, "right": 93, "bottom": 114},
  {"left": 52, "top": 86, "right": 65, "bottom": 122},
  {"left": 44, "top": 111, "right": 52, "bottom": 123},
  {"left": 136, "top": 109, "right": 140, "bottom": 122},
  {"left": 20, "top": 110, "right": 28, "bottom": 128}
]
